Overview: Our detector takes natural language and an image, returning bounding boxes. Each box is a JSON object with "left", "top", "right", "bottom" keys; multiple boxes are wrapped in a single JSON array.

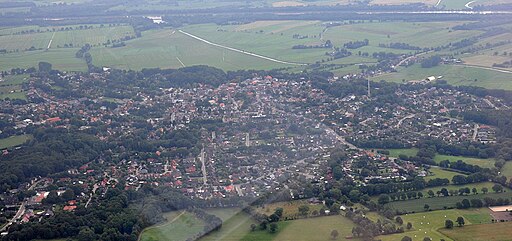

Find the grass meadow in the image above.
[{"left": 0, "top": 134, "right": 32, "bottom": 149}]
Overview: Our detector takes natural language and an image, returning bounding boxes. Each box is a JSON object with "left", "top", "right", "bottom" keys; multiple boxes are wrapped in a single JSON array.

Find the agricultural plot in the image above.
[
  {"left": 440, "top": 221, "right": 512, "bottom": 241},
  {"left": 50, "top": 25, "right": 135, "bottom": 48},
  {"left": 0, "top": 134, "right": 32, "bottom": 149},
  {"left": 324, "top": 21, "right": 481, "bottom": 49},
  {"left": 434, "top": 154, "right": 496, "bottom": 169},
  {"left": 90, "top": 29, "right": 289, "bottom": 71},
  {"left": 0, "top": 49, "right": 87, "bottom": 72},
  {"left": 378, "top": 208, "right": 492, "bottom": 241},
  {"left": 139, "top": 211, "right": 205, "bottom": 241},
  {"left": 385, "top": 189, "right": 512, "bottom": 213},
  {"left": 372, "top": 64, "right": 512, "bottom": 90},
  {"left": 0, "top": 31, "right": 53, "bottom": 51},
  {"left": 273, "top": 215, "right": 362, "bottom": 241}
]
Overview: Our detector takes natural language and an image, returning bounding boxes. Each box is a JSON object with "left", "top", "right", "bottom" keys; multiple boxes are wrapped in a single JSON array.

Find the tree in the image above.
[
  {"left": 395, "top": 216, "right": 403, "bottom": 225},
  {"left": 417, "top": 192, "right": 423, "bottom": 199},
  {"left": 445, "top": 220, "right": 454, "bottom": 229},
  {"left": 492, "top": 184, "right": 503, "bottom": 193},
  {"left": 260, "top": 220, "right": 268, "bottom": 230},
  {"left": 77, "top": 227, "right": 95, "bottom": 241},
  {"left": 250, "top": 224, "right": 256, "bottom": 231},
  {"left": 456, "top": 217, "right": 465, "bottom": 227},
  {"left": 472, "top": 187, "right": 478, "bottom": 195},
  {"left": 423, "top": 237, "right": 432, "bottom": 241},
  {"left": 406, "top": 222, "right": 413, "bottom": 230},
  {"left": 401, "top": 236, "right": 412, "bottom": 241},
  {"left": 424, "top": 204, "right": 430, "bottom": 211},
  {"left": 461, "top": 199, "right": 471, "bottom": 209},
  {"left": 427, "top": 190, "right": 435, "bottom": 198},
  {"left": 378, "top": 194, "right": 390, "bottom": 205},
  {"left": 269, "top": 223, "right": 278, "bottom": 233},
  {"left": 331, "top": 230, "right": 339, "bottom": 240},
  {"left": 61, "top": 189, "right": 75, "bottom": 201},
  {"left": 274, "top": 208, "right": 284, "bottom": 218},
  {"left": 482, "top": 187, "right": 488, "bottom": 194},
  {"left": 298, "top": 205, "right": 310, "bottom": 216},
  {"left": 38, "top": 61, "right": 52, "bottom": 72}
]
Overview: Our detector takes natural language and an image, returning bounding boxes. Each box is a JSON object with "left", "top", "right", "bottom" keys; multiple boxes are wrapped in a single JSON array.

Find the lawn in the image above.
[
  {"left": 440, "top": 221, "right": 512, "bottom": 241},
  {"left": 382, "top": 148, "right": 419, "bottom": 158},
  {"left": 378, "top": 208, "right": 492, "bottom": 241},
  {"left": 0, "top": 134, "right": 32, "bottom": 149},
  {"left": 372, "top": 63, "right": 512, "bottom": 90},
  {"left": 139, "top": 211, "right": 205, "bottom": 241},
  {"left": 434, "top": 154, "right": 496, "bottom": 169}
]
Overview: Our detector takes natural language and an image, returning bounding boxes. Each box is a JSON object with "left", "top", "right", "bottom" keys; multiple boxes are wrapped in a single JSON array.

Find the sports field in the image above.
[
  {"left": 440, "top": 221, "right": 512, "bottom": 241},
  {"left": 378, "top": 208, "right": 492, "bottom": 241},
  {"left": 0, "top": 134, "right": 32, "bottom": 149}
]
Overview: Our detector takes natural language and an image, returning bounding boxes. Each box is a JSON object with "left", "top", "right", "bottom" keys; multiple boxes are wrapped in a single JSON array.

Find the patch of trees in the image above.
[
  {"left": 326, "top": 47, "right": 352, "bottom": 59},
  {"left": 420, "top": 55, "right": 441, "bottom": 68},
  {"left": 292, "top": 40, "right": 332, "bottom": 49},
  {"left": 463, "top": 110, "right": 512, "bottom": 139},
  {"left": 346, "top": 209, "right": 404, "bottom": 240},
  {"left": 0, "top": 128, "right": 107, "bottom": 192},
  {"left": 75, "top": 44, "right": 94, "bottom": 71},
  {"left": 378, "top": 42, "right": 421, "bottom": 51},
  {"left": 343, "top": 39, "right": 369, "bottom": 49},
  {"left": 3, "top": 188, "right": 146, "bottom": 241}
]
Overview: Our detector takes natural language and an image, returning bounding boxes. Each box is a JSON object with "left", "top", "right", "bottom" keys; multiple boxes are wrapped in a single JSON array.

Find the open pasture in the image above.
[
  {"left": 273, "top": 215, "right": 362, "bottom": 241},
  {"left": 91, "top": 29, "right": 289, "bottom": 71},
  {"left": 378, "top": 208, "right": 492, "bottom": 241},
  {"left": 0, "top": 48, "right": 87, "bottom": 72},
  {"left": 140, "top": 211, "right": 205, "bottom": 241},
  {"left": 424, "top": 167, "right": 462, "bottom": 181},
  {"left": 372, "top": 63, "right": 512, "bottom": 90},
  {"left": 385, "top": 188, "right": 512, "bottom": 213},
  {"left": 440, "top": 221, "right": 512, "bottom": 241},
  {"left": 434, "top": 154, "right": 496, "bottom": 169}
]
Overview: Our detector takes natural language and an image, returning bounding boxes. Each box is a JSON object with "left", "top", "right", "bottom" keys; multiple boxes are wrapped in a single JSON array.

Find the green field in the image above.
[
  {"left": 372, "top": 63, "right": 512, "bottom": 90},
  {"left": 424, "top": 167, "right": 462, "bottom": 181},
  {"left": 385, "top": 187, "right": 512, "bottom": 213},
  {"left": 383, "top": 148, "right": 498, "bottom": 169},
  {"left": 0, "top": 134, "right": 32, "bottom": 149},
  {"left": 199, "top": 208, "right": 257, "bottom": 241},
  {"left": 0, "top": 48, "right": 87, "bottom": 72},
  {"left": 501, "top": 162, "right": 512, "bottom": 179},
  {"left": 139, "top": 211, "right": 205, "bottom": 241},
  {"left": 378, "top": 208, "right": 492, "bottom": 241},
  {"left": 434, "top": 154, "right": 497, "bottom": 169},
  {"left": 273, "top": 215, "right": 362, "bottom": 241},
  {"left": 440, "top": 221, "right": 512, "bottom": 241}
]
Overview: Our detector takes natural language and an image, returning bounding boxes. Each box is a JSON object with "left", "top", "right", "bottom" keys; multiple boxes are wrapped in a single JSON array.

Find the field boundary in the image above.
[{"left": 178, "top": 30, "right": 308, "bottom": 66}]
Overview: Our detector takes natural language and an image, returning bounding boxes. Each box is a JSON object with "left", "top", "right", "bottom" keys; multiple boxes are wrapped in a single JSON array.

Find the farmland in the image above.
[
  {"left": 273, "top": 215, "right": 362, "bottom": 241},
  {"left": 381, "top": 148, "right": 496, "bottom": 168},
  {"left": 372, "top": 63, "right": 512, "bottom": 90},
  {"left": 199, "top": 208, "right": 257, "bottom": 241},
  {"left": 440, "top": 221, "right": 512, "bottom": 241},
  {"left": 377, "top": 208, "right": 492, "bottom": 241},
  {"left": 0, "top": 134, "right": 32, "bottom": 149},
  {"left": 500, "top": 162, "right": 512, "bottom": 179},
  {"left": 434, "top": 154, "right": 497, "bottom": 169},
  {"left": 385, "top": 186, "right": 512, "bottom": 213}
]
